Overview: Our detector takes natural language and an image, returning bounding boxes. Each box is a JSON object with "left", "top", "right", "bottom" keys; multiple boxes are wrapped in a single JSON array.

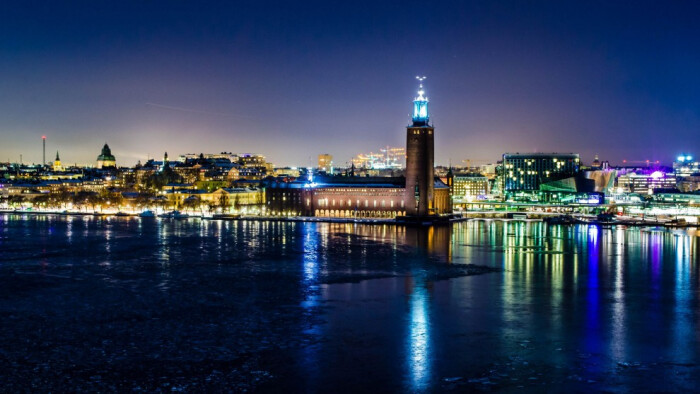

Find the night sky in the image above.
[{"left": 1, "top": 1, "right": 699, "bottom": 167}]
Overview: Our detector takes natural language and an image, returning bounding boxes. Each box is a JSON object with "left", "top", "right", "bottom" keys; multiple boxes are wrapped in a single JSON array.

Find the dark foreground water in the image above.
[{"left": 1, "top": 214, "right": 699, "bottom": 392}]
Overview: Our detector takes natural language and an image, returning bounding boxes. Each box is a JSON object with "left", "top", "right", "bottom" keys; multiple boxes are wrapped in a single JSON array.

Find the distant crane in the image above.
[
  {"left": 461, "top": 158, "right": 491, "bottom": 169},
  {"left": 621, "top": 159, "right": 660, "bottom": 166}
]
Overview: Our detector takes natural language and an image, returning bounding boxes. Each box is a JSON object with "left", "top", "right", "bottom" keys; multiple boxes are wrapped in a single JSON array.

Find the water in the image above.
[{"left": 0, "top": 214, "right": 699, "bottom": 391}]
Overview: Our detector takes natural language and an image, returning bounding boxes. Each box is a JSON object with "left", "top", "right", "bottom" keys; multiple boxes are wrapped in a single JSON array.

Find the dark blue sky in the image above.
[{"left": 1, "top": 1, "right": 698, "bottom": 167}]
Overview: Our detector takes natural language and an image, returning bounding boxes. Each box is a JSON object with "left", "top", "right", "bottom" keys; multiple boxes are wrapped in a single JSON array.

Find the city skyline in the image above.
[
  {"left": 2, "top": 1, "right": 699, "bottom": 167},
  {"left": 3, "top": 3, "right": 700, "bottom": 392}
]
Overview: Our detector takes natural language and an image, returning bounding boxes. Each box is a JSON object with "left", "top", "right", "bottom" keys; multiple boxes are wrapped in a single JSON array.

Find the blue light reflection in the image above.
[{"left": 406, "top": 277, "right": 432, "bottom": 391}]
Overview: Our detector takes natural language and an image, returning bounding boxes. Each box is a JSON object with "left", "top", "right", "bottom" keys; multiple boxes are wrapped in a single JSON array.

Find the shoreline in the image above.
[{"left": 1, "top": 209, "right": 698, "bottom": 228}]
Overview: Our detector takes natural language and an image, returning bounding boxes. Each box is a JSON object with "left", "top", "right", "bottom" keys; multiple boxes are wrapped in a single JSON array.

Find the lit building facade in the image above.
[
  {"left": 265, "top": 176, "right": 450, "bottom": 218},
  {"left": 617, "top": 171, "right": 677, "bottom": 194},
  {"left": 352, "top": 147, "right": 405, "bottom": 169},
  {"left": 674, "top": 154, "right": 699, "bottom": 178},
  {"left": 238, "top": 154, "right": 272, "bottom": 171},
  {"left": 308, "top": 179, "right": 407, "bottom": 218},
  {"left": 673, "top": 153, "right": 700, "bottom": 192},
  {"left": 453, "top": 173, "right": 489, "bottom": 200},
  {"left": 502, "top": 153, "right": 580, "bottom": 192},
  {"left": 318, "top": 154, "right": 333, "bottom": 172},
  {"left": 165, "top": 187, "right": 264, "bottom": 212}
]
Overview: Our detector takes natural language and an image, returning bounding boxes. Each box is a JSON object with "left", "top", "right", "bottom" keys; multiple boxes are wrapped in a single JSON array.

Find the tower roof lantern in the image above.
[{"left": 412, "top": 76, "right": 429, "bottom": 126}]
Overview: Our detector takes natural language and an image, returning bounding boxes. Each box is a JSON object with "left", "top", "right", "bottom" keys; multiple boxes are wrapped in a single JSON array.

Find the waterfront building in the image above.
[
  {"left": 452, "top": 173, "right": 489, "bottom": 201},
  {"left": 265, "top": 175, "right": 451, "bottom": 218},
  {"left": 674, "top": 154, "right": 699, "bottom": 178},
  {"left": 164, "top": 187, "right": 264, "bottom": 213},
  {"left": 266, "top": 80, "right": 451, "bottom": 218},
  {"left": 264, "top": 180, "right": 306, "bottom": 216},
  {"left": 318, "top": 154, "right": 333, "bottom": 173},
  {"left": 501, "top": 153, "right": 580, "bottom": 192},
  {"left": 616, "top": 171, "right": 677, "bottom": 194},
  {"left": 677, "top": 175, "right": 700, "bottom": 193},
  {"left": 96, "top": 143, "right": 117, "bottom": 169},
  {"left": 582, "top": 169, "right": 617, "bottom": 194}
]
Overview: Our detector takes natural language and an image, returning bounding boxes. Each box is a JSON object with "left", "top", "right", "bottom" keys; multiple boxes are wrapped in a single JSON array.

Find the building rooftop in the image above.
[{"left": 503, "top": 152, "right": 579, "bottom": 158}]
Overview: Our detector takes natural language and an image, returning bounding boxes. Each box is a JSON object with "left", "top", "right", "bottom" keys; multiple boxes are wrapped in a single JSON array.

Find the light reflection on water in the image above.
[
  {"left": 314, "top": 221, "right": 699, "bottom": 391},
  {"left": 406, "top": 276, "right": 431, "bottom": 391},
  {"left": 1, "top": 214, "right": 699, "bottom": 391}
]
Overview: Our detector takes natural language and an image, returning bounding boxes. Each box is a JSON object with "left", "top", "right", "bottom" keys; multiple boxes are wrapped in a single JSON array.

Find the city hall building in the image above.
[{"left": 266, "top": 80, "right": 451, "bottom": 218}]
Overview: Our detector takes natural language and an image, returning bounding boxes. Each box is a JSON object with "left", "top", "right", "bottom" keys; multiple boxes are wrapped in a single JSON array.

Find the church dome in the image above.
[{"left": 96, "top": 143, "right": 116, "bottom": 168}]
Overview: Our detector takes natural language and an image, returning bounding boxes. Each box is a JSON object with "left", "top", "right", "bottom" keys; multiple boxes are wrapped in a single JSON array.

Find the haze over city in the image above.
[{"left": 2, "top": 1, "right": 699, "bottom": 167}]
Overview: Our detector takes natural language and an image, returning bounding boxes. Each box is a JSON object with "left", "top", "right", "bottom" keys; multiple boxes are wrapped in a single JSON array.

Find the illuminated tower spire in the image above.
[
  {"left": 53, "top": 151, "right": 63, "bottom": 172},
  {"left": 412, "top": 76, "right": 429, "bottom": 126}
]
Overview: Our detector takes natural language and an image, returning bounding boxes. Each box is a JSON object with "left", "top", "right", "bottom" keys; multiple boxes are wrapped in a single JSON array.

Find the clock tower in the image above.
[{"left": 405, "top": 77, "right": 435, "bottom": 217}]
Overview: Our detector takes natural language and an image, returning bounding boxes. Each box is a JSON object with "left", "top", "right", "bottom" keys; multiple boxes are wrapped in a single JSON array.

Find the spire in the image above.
[
  {"left": 161, "top": 151, "right": 170, "bottom": 172},
  {"left": 412, "top": 76, "right": 429, "bottom": 126},
  {"left": 55, "top": 151, "right": 60, "bottom": 161}
]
